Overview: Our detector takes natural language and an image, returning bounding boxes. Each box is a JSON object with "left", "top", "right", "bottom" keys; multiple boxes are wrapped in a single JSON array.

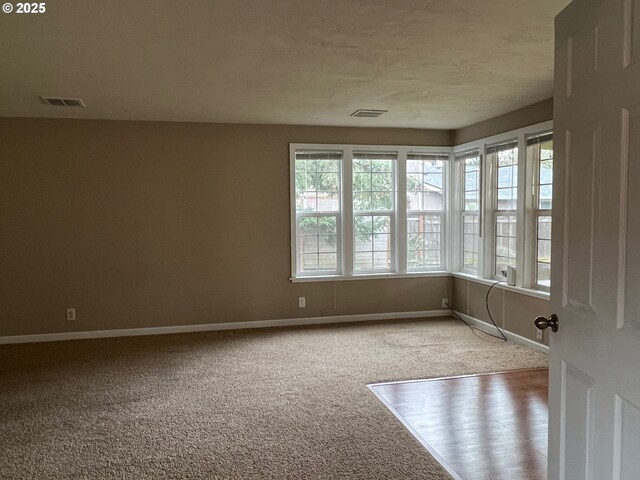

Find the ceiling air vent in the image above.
[
  {"left": 41, "top": 97, "right": 86, "bottom": 107},
  {"left": 350, "top": 109, "right": 388, "bottom": 118}
]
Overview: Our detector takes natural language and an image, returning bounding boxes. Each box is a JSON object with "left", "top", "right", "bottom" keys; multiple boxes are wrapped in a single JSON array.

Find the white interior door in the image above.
[{"left": 548, "top": 0, "right": 640, "bottom": 478}]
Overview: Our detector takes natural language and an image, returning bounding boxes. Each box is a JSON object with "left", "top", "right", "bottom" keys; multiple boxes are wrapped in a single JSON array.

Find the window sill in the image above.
[
  {"left": 451, "top": 272, "right": 550, "bottom": 300},
  {"left": 289, "top": 271, "right": 551, "bottom": 301},
  {"left": 290, "top": 271, "right": 450, "bottom": 283}
]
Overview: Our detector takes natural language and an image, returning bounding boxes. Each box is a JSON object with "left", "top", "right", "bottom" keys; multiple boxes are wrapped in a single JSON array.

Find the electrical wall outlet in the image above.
[
  {"left": 66, "top": 308, "right": 76, "bottom": 321},
  {"left": 442, "top": 297, "right": 449, "bottom": 308},
  {"left": 298, "top": 297, "right": 306, "bottom": 308},
  {"left": 536, "top": 328, "right": 543, "bottom": 341}
]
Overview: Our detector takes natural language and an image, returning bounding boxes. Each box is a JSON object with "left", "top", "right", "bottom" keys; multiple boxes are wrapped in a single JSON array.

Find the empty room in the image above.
[{"left": 2, "top": 0, "right": 639, "bottom": 479}]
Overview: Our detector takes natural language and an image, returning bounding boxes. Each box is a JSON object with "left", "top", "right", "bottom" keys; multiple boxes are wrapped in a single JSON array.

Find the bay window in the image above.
[
  {"left": 290, "top": 124, "right": 553, "bottom": 293},
  {"left": 452, "top": 121, "right": 553, "bottom": 292}
]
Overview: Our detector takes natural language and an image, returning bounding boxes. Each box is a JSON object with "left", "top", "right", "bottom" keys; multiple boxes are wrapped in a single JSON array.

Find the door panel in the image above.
[
  {"left": 568, "top": 24, "right": 601, "bottom": 95},
  {"left": 624, "top": 0, "right": 640, "bottom": 66},
  {"left": 622, "top": 106, "right": 640, "bottom": 326},
  {"left": 565, "top": 126, "right": 599, "bottom": 311},
  {"left": 614, "top": 395, "right": 640, "bottom": 479},
  {"left": 561, "top": 361, "right": 594, "bottom": 480}
]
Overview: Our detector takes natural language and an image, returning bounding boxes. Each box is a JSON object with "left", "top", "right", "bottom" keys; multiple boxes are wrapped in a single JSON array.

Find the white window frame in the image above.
[
  {"left": 405, "top": 152, "right": 449, "bottom": 273},
  {"left": 454, "top": 149, "right": 482, "bottom": 275},
  {"left": 291, "top": 149, "right": 344, "bottom": 278},
  {"left": 451, "top": 120, "right": 553, "bottom": 290},
  {"left": 351, "top": 150, "right": 397, "bottom": 274},
  {"left": 290, "top": 143, "right": 452, "bottom": 281},
  {"left": 526, "top": 132, "right": 554, "bottom": 292},
  {"left": 487, "top": 139, "right": 519, "bottom": 280}
]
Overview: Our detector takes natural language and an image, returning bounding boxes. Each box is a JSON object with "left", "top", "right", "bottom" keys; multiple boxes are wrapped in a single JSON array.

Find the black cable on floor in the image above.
[
  {"left": 445, "top": 280, "right": 507, "bottom": 342},
  {"left": 485, "top": 280, "right": 508, "bottom": 341}
]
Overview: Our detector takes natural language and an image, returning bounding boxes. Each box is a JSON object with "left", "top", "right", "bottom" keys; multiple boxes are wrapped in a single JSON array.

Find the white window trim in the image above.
[
  {"left": 451, "top": 120, "right": 553, "bottom": 291},
  {"left": 451, "top": 272, "right": 550, "bottom": 300},
  {"left": 290, "top": 122, "right": 553, "bottom": 292},
  {"left": 292, "top": 269, "right": 551, "bottom": 301},
  {"left": 351, "top": 150, "right": 397, "bottom": 275},
  {"left": 406, "top": 151, "right": 450, "bottom": 273},
  {"left": 290, "top": 271, "right": 451, "bottom": 283},
  {"left": 487, "top": 138, "right": 519, "bottom": 280},
  {"left": 527, "top": 133, "right": 554, "bottom": 292},
  {"left": 290, "top": 147, "right": 344, "bottom": 277},
  {"left": 290, "top": 143, "right": 452, "bottom": 281},
  {"left": 454, "top": 150, "right": 482, "bottom": 276}
]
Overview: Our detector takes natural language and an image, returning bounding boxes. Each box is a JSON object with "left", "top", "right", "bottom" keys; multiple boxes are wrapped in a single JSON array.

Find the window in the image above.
[
  {"left": 452, "top": 121, "right": 553, "bottom": 292},
  {"left": 291, "top": 127, "right": 553, "bottom": 290},
  {"left": 528, "top": 133, "right": 553, "bottom": 290},
  {"left": 290, "top": 144, "right": 449, "bottom": 279},
  {"left": 293, "top": 150, "right": 342, "bottom": 276},
  {"left": 353, "top": 152, "right": 396, "bottom": 273},
  {"left": 488, "top": 140, "right": 519, "bottom": 278},
  {"left": 406, "top": 153, "right": 446, "bottom": 271},
  {"left": 456, "top": 150, "right": 481, "bottom": 273}
]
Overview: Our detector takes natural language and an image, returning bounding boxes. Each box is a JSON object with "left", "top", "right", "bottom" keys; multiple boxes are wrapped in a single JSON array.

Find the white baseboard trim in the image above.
[
  {"left": 452, "top": 310, "right": 549, "bottom": 354},
  {"left": 0, "top": 309, "right": 451, "bottom": 345}
]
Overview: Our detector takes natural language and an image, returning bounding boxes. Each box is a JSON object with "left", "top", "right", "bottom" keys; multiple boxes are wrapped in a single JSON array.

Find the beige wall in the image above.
[
  {"left": 0, "top": 114, "right": 552, "bottom": 342},
  {"left": 452, "top": 277, "right": 550, "bottom": 346},
  {"left": 0, "top": 118, "right": 452, "bottom": 337},
  {"left": 453, "top": 98, "right": 553, "bottom": 145}
]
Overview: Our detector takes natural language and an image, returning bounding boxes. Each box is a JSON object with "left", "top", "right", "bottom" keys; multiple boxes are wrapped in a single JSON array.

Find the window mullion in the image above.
[
  {"left": 443, "top": 155, "right": 451, "bottom": 272},
  {"left": 397, "top": 149, "right": 407, "bottom": 274},
  {"left": 290, "top": 145, "right": 297, "bottom": 278},
  {"left": 451, "top": 159, "right": 461, "bottom": 272},
  {"left": 480, "top": 148, "right": 492, "bottom": 279},
  {"left": 523, "top": 139, "right": 537, "bottom": 289},
  {"left": 515, "top": 134, "right": 527, "bottom": 287},
  {"left": 343, "top": 147, "right": 353, "bottom": 276}
]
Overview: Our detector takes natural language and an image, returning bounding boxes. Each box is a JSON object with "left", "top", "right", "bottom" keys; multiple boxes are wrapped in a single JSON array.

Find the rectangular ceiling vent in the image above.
[
  {"left": 41, "top": 97, "right": 86, "bottom": 107},
  {"left": 350, "top": 109, "right": 388, "bottom": 118}
]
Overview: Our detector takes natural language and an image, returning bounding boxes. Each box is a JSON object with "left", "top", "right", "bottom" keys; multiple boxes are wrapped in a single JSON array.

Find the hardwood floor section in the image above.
[{"left": 369, "top": 369, "right": 548, "bottom": 480}]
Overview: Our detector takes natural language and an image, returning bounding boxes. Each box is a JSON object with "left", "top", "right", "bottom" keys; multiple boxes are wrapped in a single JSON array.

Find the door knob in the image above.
[{"left": 534, "top": 313, "right": 559, "bottom": 333}]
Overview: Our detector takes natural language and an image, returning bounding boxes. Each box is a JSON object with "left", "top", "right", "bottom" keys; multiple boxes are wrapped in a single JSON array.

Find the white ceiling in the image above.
[{"left": 0, "top": 0, "right": 570, "bottom": 129}]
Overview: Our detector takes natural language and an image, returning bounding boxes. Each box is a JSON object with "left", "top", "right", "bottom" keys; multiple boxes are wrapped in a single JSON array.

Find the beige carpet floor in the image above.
[{"left": 0, "top": 317, "right": 547, "bottom": 479}]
